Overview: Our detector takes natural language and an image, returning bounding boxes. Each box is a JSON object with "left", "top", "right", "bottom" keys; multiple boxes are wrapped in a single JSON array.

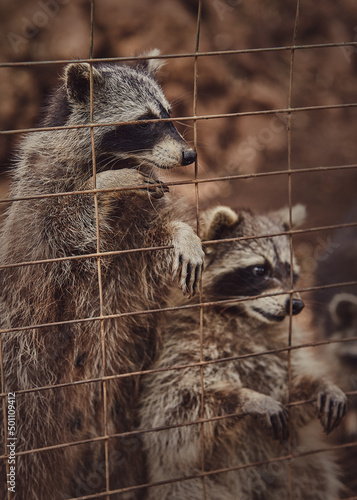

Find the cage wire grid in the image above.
[{"left": 0, "top": 0, "right": 357, "bottom": 498}]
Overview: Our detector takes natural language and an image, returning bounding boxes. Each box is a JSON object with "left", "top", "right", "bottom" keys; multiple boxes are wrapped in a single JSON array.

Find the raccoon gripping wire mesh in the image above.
[{"left": 1, "top": 1, "right": 357, "bottom": 499}]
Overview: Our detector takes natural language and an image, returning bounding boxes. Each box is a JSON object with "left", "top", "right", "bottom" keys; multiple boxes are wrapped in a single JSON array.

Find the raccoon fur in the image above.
[
  {"left": 138, "top": 205, "right": 346, "bottom": 500},
  {"left": 0, "top": 51, "right": 204, "bottom": 500},
  {"left": 312, "top": 203, "right": 357, "bottom": 496}
]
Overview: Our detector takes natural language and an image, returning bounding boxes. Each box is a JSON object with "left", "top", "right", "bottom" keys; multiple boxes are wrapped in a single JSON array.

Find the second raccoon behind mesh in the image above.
[{"left": 138, "top": 205, "right": 346, "bottom": 500}]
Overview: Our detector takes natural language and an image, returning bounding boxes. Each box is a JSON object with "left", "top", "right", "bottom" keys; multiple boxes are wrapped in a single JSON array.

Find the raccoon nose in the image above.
[
  {"left": 182, "top": 150, "right": 197, "bottom": 166},
  {"left": 286, "top": 298, "right": 305, "bottom": 316}
]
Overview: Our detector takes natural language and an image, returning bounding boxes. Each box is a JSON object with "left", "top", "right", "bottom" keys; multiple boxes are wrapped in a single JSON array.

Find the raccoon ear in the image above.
[
  {"left": 271, "top": 204, "right": 307, "bottom": 230},
  {"left": 137, "top": 49, "right": 165, "bottom": 76},
  {"left": 202, "top": 206, "right": 240, "bottom": 241},
  {"left": 65, "top": 63, "right": 105, "bottom": 104},
  {"left": 329, "top": 293, "right": 357, "bottom": 328}
]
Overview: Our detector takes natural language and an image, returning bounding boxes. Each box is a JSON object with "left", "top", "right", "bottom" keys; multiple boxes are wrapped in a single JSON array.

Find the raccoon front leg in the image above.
[
  {"left": 170, "top": 221, "right": 204, "bottom": 297},
  {"left": 170, "top": 383, "right": 289, "bottom": 444},
  {"left": 317, "top": 382, "right": 347, "bottom": 433},
  {"left": 42, "top": 168, "right": 168, "bottom": 256},
  {"left": 290, "top": 375, "right": 347, "bottom": 433},
  {"left": 94, "top": 171, "right": 204, "bottom": 296},
  {"left": 181, "top": 383, "right": 289, "bottom": 444},
  {"left": 228, "top": 387, "right": 289, "bottom": 442},
  {"left": 92, "top": 168, "right": 169, "bottom": 201}
]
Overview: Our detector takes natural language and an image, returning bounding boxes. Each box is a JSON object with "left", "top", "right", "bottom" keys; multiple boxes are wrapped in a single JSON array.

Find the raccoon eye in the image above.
[
  {"left": 138, "top": 112, "right": 156, "bottom": 129},
  {"left": 138, "top": 122, "right": 151, "bottom": 129},
  {"left": 138, "top": 119, "right": 153, "bottom": 129},
  {"left": 252, "top": 264, "right": 270, "bottom": 277},
  {"left": 286, "top": 263, "right": 299, "bottom": 284}
]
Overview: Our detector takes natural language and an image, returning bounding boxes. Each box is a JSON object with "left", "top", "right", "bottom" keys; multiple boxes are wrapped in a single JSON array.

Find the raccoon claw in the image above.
[
  {"left": 266, "top": 404, "right": 289, "bottom": 443},
  {"left": 172, "top": 253, "right": 203, "bottom": 297},
  {"left": 249, "top": 394, "right": 289, "bottom": 443},
  {"left": 317, "top": 387, "right": 347, "bottom": 434},
  {"left": 172, "top": 225, "right": 204, "bottom": 297},
  {"left": 94, "top": 169, "right": 168, "bottom": 199},
  {"left": 140, "top": 173, "right": 169, "bottom": 199}
]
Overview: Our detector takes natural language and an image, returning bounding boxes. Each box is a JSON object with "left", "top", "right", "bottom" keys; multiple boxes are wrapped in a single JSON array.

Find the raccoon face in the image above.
[
  {"left": 202, "top": 205, "right": 306, "bottom": 324},
  {"left": 63, "top": 52, "right": 196, "bottom": 171},
  {"left": 328, "top": 293, "right": 357, "bottom": 363}
]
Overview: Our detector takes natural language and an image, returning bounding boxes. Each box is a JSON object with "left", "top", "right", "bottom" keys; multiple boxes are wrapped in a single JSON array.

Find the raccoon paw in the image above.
[
  {"left": 139, "top": 173, "right": 170, "bottom": 199},
  {"left": 94, "top": 169, "right": 169, "bottom": 199},
  {"left": 260, "top": 398, "right": 289, "bottom": 443},
  {"left": 171, "top": 222, "right": 204, "bottom": 297},
  {"left": 317, "top": 386, "right": 347, "bottom": 434}
]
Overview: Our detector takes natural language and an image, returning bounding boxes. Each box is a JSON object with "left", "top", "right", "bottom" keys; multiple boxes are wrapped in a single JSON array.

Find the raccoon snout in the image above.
[
  {"left": 182, "top": 150, "right": 197, "bottom": 166},
  {"left": 285, "top": 298, "right": 305, "bottom": 316}
]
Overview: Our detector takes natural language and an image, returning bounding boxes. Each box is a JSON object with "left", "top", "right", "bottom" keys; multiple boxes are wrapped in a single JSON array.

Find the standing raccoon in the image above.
[
  {"left": 0, "top": 52, "right": 204, "bottom": 500},
  {"left": 312, "top": 203, "right": 357, "bottom": 496},
  {"left": 138, "top": 205, "right": 346, "bottom": 500}
]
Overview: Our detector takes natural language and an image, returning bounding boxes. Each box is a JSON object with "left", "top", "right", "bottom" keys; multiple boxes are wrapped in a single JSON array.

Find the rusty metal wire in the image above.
[
  {"left": 1, "top": 41, "right": 357, "bottom": 68},
  {"left": 191, "top": 2, "right": 207, "bottom": 499},
  {"left": 1, "top": 436, "right": 355, "bottom": 500},
  {"left": 1, "top": 1, "right": 357, "bottom": 499},
  {"left": 1, "top": 102, "right": 357, "bottom": 136},
  {"left": 1, "top": 406, "right": 357, "bottom": 462},
  {"left": 0, "top": 219, "right": 357, "bottom": 274},
  {"left": 88, "top": 2, "right": 110, "bottom": 497},
  {"left": 1, "top": 163, "right": 357, "bottom": 207},
  {"left": 1, "top": 317, "right": 357, "bottom": 402},
  {"left": 0, "top": 280, "right": 356, "bottom": 338},
  {"left": 61, "top": 437, "right": 357, "bottom": 500},
  {"left": 286, "top": 2, "right": 301, "bottom": 496}
]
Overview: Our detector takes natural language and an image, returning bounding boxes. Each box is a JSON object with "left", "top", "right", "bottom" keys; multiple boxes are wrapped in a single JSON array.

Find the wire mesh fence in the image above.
[{"left": 1, "top": 0, "right": 357, "bottom": 498}]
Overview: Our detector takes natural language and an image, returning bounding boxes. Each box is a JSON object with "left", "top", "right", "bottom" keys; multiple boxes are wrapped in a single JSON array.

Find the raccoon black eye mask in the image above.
[
  {"left": 212, "top": 262, "right": 299, "bottom": 299},
  {"left": 99, "top": 111, "right": 186, "bottom": 161},
  {"left": 213, "top": 265, "right": 273, "bottom": 298}
]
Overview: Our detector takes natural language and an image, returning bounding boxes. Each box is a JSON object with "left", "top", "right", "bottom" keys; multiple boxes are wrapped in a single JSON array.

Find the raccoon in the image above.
[
  {"left": 322, "top": 292, "right": 357, "bottom": 498},
  {"left": 138, "top": 205, "right": 346, "bottom": 500},
  {"left": 312, "top": 203, "right": 357, "bottom": 496},
  {"left": 0, "top": 52, "right": 204, "bottom": 500}
]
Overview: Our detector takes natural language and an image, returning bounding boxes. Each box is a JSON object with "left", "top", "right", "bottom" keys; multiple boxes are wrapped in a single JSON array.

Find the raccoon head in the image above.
[
  {"left": 60, "top": 50, "right": 196, "bottom": 171},
  {"left": 202, "top": 205, "right": 306, "bottom": 323},
  {"left": 328, "top": 293, "right": 357, "bottom": 362}
]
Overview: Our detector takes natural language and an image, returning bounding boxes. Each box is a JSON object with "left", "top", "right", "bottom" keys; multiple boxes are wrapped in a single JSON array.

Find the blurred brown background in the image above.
[{"left": 0, "top": 0, "right": 356, "bottom": 299}]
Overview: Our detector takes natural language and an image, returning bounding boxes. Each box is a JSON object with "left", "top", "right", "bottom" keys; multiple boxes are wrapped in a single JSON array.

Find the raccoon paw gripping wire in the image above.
[
  {"left": 317, "top": 387, "right": 347, "bottom": 434},
  {"left": 259, "top": 398, "right": 289, "bottom": 442},
  {"left": 140, "top": 173, "right": 169, "bottom": 199},
  {"left": 171, "top": 227, "right": 204, "bottom": 297}
]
